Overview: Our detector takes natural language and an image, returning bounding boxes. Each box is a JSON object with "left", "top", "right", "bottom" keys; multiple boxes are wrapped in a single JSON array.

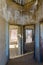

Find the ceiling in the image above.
[
  {"left": 7, "top": 0, "right": 37, "bottom": 12},
  {"left": 1, "top": 0, "right": 42, "bottom": 25},
  {"left": 0, "top": 0, "right": 42, "bottom": 25},
  {"left": 13, "top": 0, "right": 34, "bottom": 5}
]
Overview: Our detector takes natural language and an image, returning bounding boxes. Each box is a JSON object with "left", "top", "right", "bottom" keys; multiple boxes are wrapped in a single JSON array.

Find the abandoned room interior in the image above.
[{"left": 0, "top": 0, "right": 43, "bottom": 65}]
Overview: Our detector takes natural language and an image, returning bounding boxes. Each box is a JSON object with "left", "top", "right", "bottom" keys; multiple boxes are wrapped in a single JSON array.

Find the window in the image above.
[
  {"left": 26, "top": 30, "right": 32, "bottom": 43},
  {"left": 10, "top": 29, "right": 18, "bottom": 42}
]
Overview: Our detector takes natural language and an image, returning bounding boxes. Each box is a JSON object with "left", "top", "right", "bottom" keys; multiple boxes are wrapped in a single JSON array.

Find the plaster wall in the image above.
[{"left": 0, "top": 17, "right": 7, "bottom": 65}]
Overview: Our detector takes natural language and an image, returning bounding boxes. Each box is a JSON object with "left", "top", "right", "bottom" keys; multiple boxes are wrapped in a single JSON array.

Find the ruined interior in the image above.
[{"left": 0, "top": 0, "right": 43, "bottom": 65}]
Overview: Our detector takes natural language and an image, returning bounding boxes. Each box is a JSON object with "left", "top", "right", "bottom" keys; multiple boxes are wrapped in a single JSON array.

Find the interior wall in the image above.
[
  {"left": 34, "top": 1, "right": 43, "bottom": 62},
  {"left": 6, "top": 22, "right": 9, "bottom": 60},
  {"left": 35, "top": 23, "right": 40, "bottom": 62},
  {"left": 0, "top": 17, "right": 7, "bottom": 65}
]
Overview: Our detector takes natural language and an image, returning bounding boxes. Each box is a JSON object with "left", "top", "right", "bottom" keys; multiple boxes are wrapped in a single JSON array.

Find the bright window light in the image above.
[
  {"left": 16, "top": 44, "right": 18, "bottom": 48},
  {"left": 9, "top": 44, "right": 18, "bottom": 48},
  {"left": 10, "top": 29, "right": 18, "bottom": 42},
  {"left": 26, "top": 30, "right": 32, "bottom": 43},
  {"left": 9, "top": 45, "right": 15, "bottom": 48}
]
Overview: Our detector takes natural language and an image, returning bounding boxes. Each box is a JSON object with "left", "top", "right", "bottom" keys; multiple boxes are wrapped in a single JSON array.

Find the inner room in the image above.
[{"left": 23, "top": 25, "right": 35, "bottom": 54}]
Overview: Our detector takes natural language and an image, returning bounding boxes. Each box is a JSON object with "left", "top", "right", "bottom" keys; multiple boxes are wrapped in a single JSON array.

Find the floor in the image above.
[
  {"left": 7, "top": 53, "right": 43, "bottom": 65},
  {"left": 9, "top": 47, "right": 19, "bottom": 59}
]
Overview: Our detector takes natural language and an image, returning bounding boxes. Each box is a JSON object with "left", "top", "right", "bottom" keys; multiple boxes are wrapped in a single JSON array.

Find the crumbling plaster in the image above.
[{"left": 0, "top": 0, "right": 43, "bottom": 25}]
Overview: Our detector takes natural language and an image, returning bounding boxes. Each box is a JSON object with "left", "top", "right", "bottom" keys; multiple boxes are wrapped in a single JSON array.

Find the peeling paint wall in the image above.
[
  {"left": 0, "top": 0, "right": 43, "bottom": 25},
  {"left": 0, "top": 0, "right": 38, "bottom": 25},
  {"left": 36, "top": 0, "right": 43, "bottom": 22}
]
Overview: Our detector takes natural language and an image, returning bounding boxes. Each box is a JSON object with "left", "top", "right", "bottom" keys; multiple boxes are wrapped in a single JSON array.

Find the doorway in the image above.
[
  {"left": 9, "top": 25, "right": 35, "bottom": 59},
  {"left": 9, "top": 25, "right": 19, "bottom": 59},
  {"left": 23, "top": 25, "right": 35, "bottom": 54}
]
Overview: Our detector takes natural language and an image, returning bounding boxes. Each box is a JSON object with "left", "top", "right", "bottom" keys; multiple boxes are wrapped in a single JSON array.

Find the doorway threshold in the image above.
[{"left": 10, "top": 51, "right": 34, "bottom": 59}]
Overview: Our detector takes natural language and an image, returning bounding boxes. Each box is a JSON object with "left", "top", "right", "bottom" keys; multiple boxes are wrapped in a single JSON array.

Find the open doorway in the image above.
[
  {"left": 9, "top": 25, "right": 19, "bottom": 59},
  {"left": 23, "top": 25, "right": 35, "bottom": 54},
  {"left": 8, "top": 25, "right": 35, "bottom": 59}
]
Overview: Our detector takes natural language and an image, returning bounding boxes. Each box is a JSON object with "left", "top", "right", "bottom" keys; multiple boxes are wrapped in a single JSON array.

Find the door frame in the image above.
[
  {"left": 8, "top": 24, "right": 23, "bottom": 59},
  {"left": 7, "top": 24, "right": 35, "bottom": 60},
  {"left": 23, "top": 24, "right": 35, "bottom": 57}
]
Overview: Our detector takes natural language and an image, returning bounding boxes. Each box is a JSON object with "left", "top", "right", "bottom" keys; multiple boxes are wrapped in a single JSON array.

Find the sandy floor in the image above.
[{"left": 6, "top": 53, "right": 43, "bottom": 65}]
